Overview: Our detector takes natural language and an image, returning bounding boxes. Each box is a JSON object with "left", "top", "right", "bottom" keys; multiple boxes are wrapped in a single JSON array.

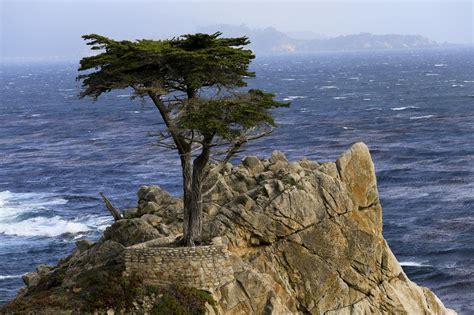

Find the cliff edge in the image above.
[{"left": 1, "top": 143, "right": 457, "bottom": 314}]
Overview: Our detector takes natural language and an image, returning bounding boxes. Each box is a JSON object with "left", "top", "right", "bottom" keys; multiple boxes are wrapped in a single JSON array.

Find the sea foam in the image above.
[{"left": 0, "top": 191, "right": 110, "bottom": 237}]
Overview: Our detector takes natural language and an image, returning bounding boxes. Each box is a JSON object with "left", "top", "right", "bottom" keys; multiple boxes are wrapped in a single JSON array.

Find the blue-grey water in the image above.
[{"left": 0, "top": 48, "right": 473, "bottom": 313}]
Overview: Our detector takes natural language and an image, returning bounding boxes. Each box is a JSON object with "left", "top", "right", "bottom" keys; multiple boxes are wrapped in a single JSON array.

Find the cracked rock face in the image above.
[{"left": 193, "top": 142, "right": 454, "bottom": 314}]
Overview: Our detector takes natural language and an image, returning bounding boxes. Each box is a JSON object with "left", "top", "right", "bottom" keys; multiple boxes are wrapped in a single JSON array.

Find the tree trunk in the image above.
[
  {"left": 181, "top": 152, "right": 193, "bottom": 244},
  {"left": 183, "top": 140, "right": 212, "bottom": 246}
]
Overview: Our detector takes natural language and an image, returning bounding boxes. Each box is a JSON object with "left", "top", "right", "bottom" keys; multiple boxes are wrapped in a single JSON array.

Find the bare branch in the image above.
[
  {"left": 206, "top": 128, "right": 273, "bottom": 178},
  {"left": 99, "top": 192, "right": 122, "bottom": 221},
  {"left": 152, "top": 141, "right": 178, "bottom": 150}
]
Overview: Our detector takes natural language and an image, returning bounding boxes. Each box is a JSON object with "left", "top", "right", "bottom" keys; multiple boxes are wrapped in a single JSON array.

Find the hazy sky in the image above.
[{"left": 1, "top": 0, "right": 472, "bottom": 60}]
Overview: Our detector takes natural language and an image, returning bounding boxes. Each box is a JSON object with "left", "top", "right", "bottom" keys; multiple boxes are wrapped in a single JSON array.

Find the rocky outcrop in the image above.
[
  {"left": 191, "top": 142, "right": 454, "bottom": 314},
  {"left": 1, "top": 143, "right": 456, "bottom": 314}
]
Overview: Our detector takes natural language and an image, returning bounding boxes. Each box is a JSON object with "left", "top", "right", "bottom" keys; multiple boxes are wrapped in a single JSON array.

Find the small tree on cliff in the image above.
[{"left": 78, "top": 32, "right": 288, "bottom": 246}]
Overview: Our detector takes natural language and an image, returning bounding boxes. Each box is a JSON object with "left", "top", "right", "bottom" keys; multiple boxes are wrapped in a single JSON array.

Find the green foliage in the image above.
[
  {"left": 151, "top": 285, "right": 216, "bottom": 315},
  {"left": 75, "top": 263, "right": 143, "bottom": 312},
  {"left": 177, "top": 89, "right": 289, "bottom": 139},
  {"left": 77, "top": 32, "right": 288, "bottom": 144},
  {"left": 78, "top": 32, "right": 255, "bottom": 99}
]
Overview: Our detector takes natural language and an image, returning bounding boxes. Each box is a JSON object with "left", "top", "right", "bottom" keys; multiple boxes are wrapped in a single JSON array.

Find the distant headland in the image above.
[{"left": 199, "top": 24, "right": 450, "bottom": 54}]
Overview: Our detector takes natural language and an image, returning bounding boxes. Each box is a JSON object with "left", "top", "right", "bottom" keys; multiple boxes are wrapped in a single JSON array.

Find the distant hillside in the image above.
[{"left": 199, "top": 24, "right": 440, "bottom": 53}]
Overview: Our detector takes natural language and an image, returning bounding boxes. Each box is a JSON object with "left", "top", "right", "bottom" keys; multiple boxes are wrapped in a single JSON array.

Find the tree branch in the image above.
[
  {"left": 207, "top": 128, "right": 273, "bottom": 177},
  {"left": 148, "top": 92, "right": 188, "bottom": 154}
]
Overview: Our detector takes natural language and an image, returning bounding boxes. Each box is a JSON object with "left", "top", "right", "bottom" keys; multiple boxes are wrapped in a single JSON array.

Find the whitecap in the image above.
[
  {"left": 0, "top": 274, "right": 24, "bottom": 280},
  {"left": 30, "top": 114, "right": 41, "bottom": 117},
  {"left": 365, "top": 107, "right": 382, "bottom": 111},
  {"left": 425, "top": 73, "right": 439, "bottom": 76},
  {"left": 434, "top": 64, "right": 446, "bottom": 67},
  {"left": 390, "top": 106, "right": 418, "bottom": 111},
  {"left": 410, "top": 115, "right": 434, "bottom": 120},
  {"left": 283, "top": 96, "right": 306, "bottom": 101},
  {"left": 319, "top": 86, "right": 338, "bottom": 90},
  {"left": 59, "top": 88, "right": 75, "bottom": 91},
  {"left": 281, "top": 78, "right": 295, "bottom": 81},
  {"left": 400, "top": 261, "right": 431, "bottom": 267},
  {"left": 451, "top": 84, "right": 464, "bottom": 88},
  {"left": 363, "top": 98, "right": 372, "bottom": 101},
  {"left": 463, "top": 80, "right": 474, "bottom": 83},
  {"left": 332, "top": 96, "right": 347, "bottom": 100},
  {"left": 116, "top": 94, "right": 132, "bottom": 98}
]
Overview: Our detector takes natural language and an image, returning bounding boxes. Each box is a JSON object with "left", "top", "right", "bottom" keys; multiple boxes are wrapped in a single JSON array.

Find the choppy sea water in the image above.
[{"left": 0, "top": 48, "right": 473, "bottom": 313}]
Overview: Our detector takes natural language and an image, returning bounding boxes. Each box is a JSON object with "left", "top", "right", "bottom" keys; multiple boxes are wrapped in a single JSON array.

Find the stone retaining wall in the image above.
[{"left": 123, "top": 240, "right": 234, "bottom": 292}]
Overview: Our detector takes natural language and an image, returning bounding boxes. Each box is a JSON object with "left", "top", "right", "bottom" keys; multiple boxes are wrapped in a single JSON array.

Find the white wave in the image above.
[
  {"left": 0, "top": 214, "right": 111, "bottom": 237},
  {"left": 283, "top": 96, "right": 306, "bottom": 101},
  {"left": 116, "top": 94, "right": 132, "bottom": 98},
  {"left": 410, "top": 115, "right": 434, "bottom": 120},
  {"left": 0, "top": 216, "right": 90, "bottom": 237},
  {"left": 333, "top": 96, "right": 347, "bottom": 100},
  {"left": 30, "top": 114, "right": 41, "bottom": 117},
  {"left": 365, "top": 107, "right": 382, "bottom": 111},
  {"left": 281, "top": 78, "right": 295, "bottom": 81},
  {"left": 0, "top": 274, "right": 24, "bottom": 280},
  {"left": 434, "top": 64, "right": 446, "bottom": 67},
  {"left": 0, "top": 191, "right": 67, "bottom": 220},
  {"left": 0, "top": 191, "right": 111, "bottom": 237},
  {"left": 425, "top": 73, "right": 439, "bottom": 76},
  {"left": 59, "top": 88, "right": 75, "bottom": 91},
  {"left": 463, "top": 80, "right": 474, "bottom": 83},
  {"left": 363, "top": 98, "right": 372, "bottom": 101},
  {"left": 390, "top": 106, "right": 418, "bottom": 111},
  {"left": 400, "top": 261, "right": 430, "bottom": 267},
  {"left": 452, "top": 84, "right": 464, "bottom": 88},
  {"left": 319, "top": 85, "right": 338, "bottom": 90}
]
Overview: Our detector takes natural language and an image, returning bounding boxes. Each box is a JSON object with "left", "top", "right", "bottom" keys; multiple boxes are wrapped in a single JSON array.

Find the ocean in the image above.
[{"left": 0, "top": 48, "right": 473, "bottom": 313}]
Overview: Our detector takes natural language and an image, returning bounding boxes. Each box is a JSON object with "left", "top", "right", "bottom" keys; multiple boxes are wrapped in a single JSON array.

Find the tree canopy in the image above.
[{"left": 78, "top": 32, "right": 255, "bottom": 99}]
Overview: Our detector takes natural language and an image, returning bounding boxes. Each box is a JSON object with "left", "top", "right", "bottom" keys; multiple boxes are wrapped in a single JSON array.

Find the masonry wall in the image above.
[{"left": 123, "top": 243, "right": 234, "bottom": 292}]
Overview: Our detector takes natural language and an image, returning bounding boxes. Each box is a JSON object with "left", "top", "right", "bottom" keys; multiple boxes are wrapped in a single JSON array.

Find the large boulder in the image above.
[{"left": 102, "top": 218, "right": 163, "bottom": 246}]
